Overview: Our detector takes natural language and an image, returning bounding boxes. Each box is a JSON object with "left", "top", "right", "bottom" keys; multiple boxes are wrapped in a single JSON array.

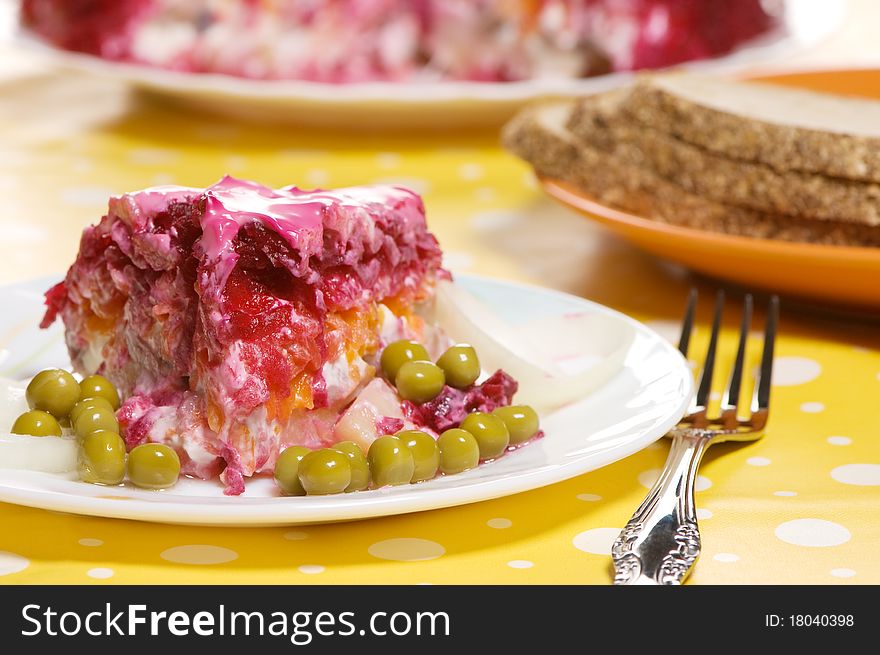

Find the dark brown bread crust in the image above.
[
  {"left": 568, "top": 91, "right": 880, "bottom": 225},
  {"left": 502, "top": 102, "right": 880, "bottom": 247},
  {"left": 622, "top": 81, "right": 880, "bottom": 184}
]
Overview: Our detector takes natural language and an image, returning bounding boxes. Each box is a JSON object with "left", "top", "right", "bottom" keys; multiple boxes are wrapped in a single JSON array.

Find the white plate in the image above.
[
  {"left": 0, "top": 275, "right": 692, "bottom": 526},
  {"left": 13, "top": 0, "right": 846, "bottom": 128}
]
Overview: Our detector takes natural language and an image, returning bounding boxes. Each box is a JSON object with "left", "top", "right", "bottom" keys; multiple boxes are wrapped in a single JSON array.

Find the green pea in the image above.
[
  {"left": 437, "top": 428, "right": 480, "bottom": 475},
  {"left": 436, "top": 344, "right": 481, "bottom": 389},
  {"left": 367, "top": 435, "right": 414, "bottom": 487},
  {"left": 398, "top": 429, "right": 440, "bottom": 482},
  {"left": 460, "top": 412, "right": 510, "bottom": 460},
  {"left": 334, "top": 441, "right": 370, "bottom": 492},
  {"left": 126, "top": 443, "right": 180, "bottom": 489},
  {"left": 298, "top": 449, "right": 351, "bottom": 495},
  {"left": 70, "top": 397, "right": 115, "bottom": 426},
  {"left": 78, "top": 430, "right": 126, "bottom": 485},
  {"left": 395, "top": 360, "right": 445, "bottom": 403},
  {"left": 380, "top": 340, "right": 430, "bottom": 381},
  {"left": 492, "top": 405, "right": 540, "bottom": 445},
  {"left": 274, "top": 446, "right": 311, "bottom": 496},
  {"left": 25, "top": 368, "right": 81, "bottom": 419},
  {"left": 73, "top": 405, "right": 119, "bottom": 439},
  {"left": 11, "top": 410, "right": 62, "bottom": 437},
  {"left": 79, "top": 374, "right": 120, "bottom": 410}
]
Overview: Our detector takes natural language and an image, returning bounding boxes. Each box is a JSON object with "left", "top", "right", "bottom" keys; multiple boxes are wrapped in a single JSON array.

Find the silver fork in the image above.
[{"left": 611, "top": 289, "right": 779, "bottom": 585}]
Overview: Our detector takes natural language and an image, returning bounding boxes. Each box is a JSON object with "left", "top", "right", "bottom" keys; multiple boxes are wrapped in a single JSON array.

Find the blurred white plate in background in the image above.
[{"left": 12, "top": 0, "right": 847, "bottom": 128}]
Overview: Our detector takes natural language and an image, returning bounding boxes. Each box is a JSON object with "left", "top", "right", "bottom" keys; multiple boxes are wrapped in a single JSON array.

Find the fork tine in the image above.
[
  {"left": 721, "top": 294, "right": 752, "bottom": 427},
  {"left": 678, "top": 288, "right": 698, "bottom": 356},
  {"left": 748, "top": 295, "right": 779, "bottom": 430},
  {"left": 756, "top": 295, "right": 779, "bottom": 407},
  {"left": 693, "top": 290, "right": 724, "bottom": 417}
]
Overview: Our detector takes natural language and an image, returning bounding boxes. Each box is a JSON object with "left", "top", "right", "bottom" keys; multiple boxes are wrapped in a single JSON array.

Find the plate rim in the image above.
[
  {"left": 540, "top": 177, "right": 880, "bottom": 265},
  {"left": 0, "top": 273, "right": 693, "bottom": 526},
  {"left": 11, "top": 0, "right": 844, "bottom": 105}
]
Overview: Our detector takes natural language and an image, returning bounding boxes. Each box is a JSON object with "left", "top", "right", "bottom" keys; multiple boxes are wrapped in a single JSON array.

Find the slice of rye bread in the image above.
[
  {"left": 619, "top": 74, "right": 880, "bottom": 183},
  {"left": 567, "top": 90, "right": 880, "bottom": 225},
  {"left": 501, "top": 102, "right": 880, "bottom": 247}
]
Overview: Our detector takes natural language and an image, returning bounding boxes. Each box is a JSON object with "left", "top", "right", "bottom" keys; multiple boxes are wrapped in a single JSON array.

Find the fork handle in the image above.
[{"left": 611, "top": 429, "right": 710, "bottom": 585}]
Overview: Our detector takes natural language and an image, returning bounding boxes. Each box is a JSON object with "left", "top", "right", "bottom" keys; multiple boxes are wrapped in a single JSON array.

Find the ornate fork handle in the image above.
[{"left": 612, "top": 428, "right": 711, "bottom": 585}]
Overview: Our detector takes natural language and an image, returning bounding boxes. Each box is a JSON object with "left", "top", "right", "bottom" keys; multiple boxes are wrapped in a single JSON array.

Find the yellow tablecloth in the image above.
[{"left": 1, "top": 63, "right": 879, "bottom": 586}]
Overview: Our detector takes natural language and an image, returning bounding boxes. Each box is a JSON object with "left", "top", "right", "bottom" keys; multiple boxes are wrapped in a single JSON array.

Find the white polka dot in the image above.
[
  {"left": 368, "top": 539, "right": 445, "bottom": 562},
  {"left": 522, "top": 171, "right": 538, "bottom": 189},
  {"left": 305, "top": 169, "right": 329, "bottom": 186},
  {"left": 375, "top": 152, "right": 401, "bottom": 169},
  {"left": 127, "top": 147, "right": 180, "bottom": 166},
  {"left": 507, "top": 560, "right": 534, "bottom": 569},
  {"left": 747, "top": 457, "right": 771, "bottom": 467},
  {"left": 475, "top": 187, "right": 495, "bottom": 202},
  {"left": 771, "top": 357, "right": 821, "bottom": 386},
  {"left": 442, "top": 251, "right": 473, "bottom": 272},
  {"left": 639, "top": 469, "right": 711, "bottom": 491},
  {"left": 876, "top": 371, "right": 880, "bottom": 381},
  {"left": 0, "top": 551, "right": 29, "bottom": 576},
  {"left": 696, "top": 508, "right": 713, "bottom": 520},
  {"left": 800, "top": 402, "right": 825, "bottom": 413},
  {"left": 709, "top": 391, "right": 721, "bottom": 402},
  {"left": 713, "top": 553, "right": 740, "bottom": 562},
  {"left": 831, "top": 463, "right": 880, "bottom": 486},
  {"left": 283, "top": 531, "right": 309, "bottom": 541},
  {"left": 298, "top": 565, "right": 325, "bottom": 575},
  {"left": 60, "top": 186, "right": 113, "bottom": 207},
  {"left": 458, "top": 163, "right": 484, "bottom": 181},
  {"left": 373, "top": 177, "right": 431, "bottom": 195},
  {"left": 775, "top": 519, "right": 851, "bottom": 547},
  {"left": 71, "top": 158, "right": 93, "bottom": 174},
  {"left": 487, "top": 518, "right": 512, "bottom": 529},
  {"left": 0, "top": 221, "right": 47, "bottom": 243},
  {"left": 160, "top": 545, "right": 239, "bottom": 565},
  {"left": 78, "top": 538, "right": 103, "bottom": 547},
  {"left": 277, "top": 148, "right": 329, "bottom": 159},
  {"left": 224, "top": 155, "right": 248, "bottom": 171},
  {"left": 87, "top": 568, "right": 114, "bottom": 579},
  {"left": 831, "top": 568, "right": 856, "bottom": 578},
  {"left": 576, "top": 493, "right": 602, "bottom": 502},
  {"left": 827, "top": 436, "right": 852, "bottom": 446},
  {"left": 152, "top": 173, "right": 176, "bottom": 185},
  {"left": 774, "top": 490, "right": 797, "bottom": 497},
  {"left": 572, "top": 528, "right": 620, "bottom": 555},
  {"left": 0, "top": 152, "right": 31, "bottom": 166},
  {"left": 470, "top": 210, "right": 519, "bottom": 231}
]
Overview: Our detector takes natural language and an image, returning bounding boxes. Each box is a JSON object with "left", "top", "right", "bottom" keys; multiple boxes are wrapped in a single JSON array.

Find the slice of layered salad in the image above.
[
  {"left": 28, "top": 176, "right": 536, "bottom": 495},
  {"left": 21, "top": 0, "right": 781, "bottom": 83}
]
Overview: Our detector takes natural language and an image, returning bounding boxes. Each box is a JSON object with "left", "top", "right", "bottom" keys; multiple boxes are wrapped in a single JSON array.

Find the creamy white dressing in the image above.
[
  {"left": 183, "top": 439, "right": 217, "bottom": 468},
  {"left": 77, "top": 335, "right": 108, "bottom": 376},
  {"left": 377, "top": 303, "right": 404, "bottom": 345},
  {"left": 130, "top": 21, "right": 199, "bottom": 67},
  {"left": 223, "top": 341, "right": 256, "bottom": 391},
  {"left": 321, "top": 352, "right": 371, "bottom": 406}
]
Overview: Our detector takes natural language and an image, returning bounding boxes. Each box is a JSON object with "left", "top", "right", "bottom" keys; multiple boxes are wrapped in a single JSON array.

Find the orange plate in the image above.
[{"left": 539, "top": 69, "right": 880, "bottom": 311}]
